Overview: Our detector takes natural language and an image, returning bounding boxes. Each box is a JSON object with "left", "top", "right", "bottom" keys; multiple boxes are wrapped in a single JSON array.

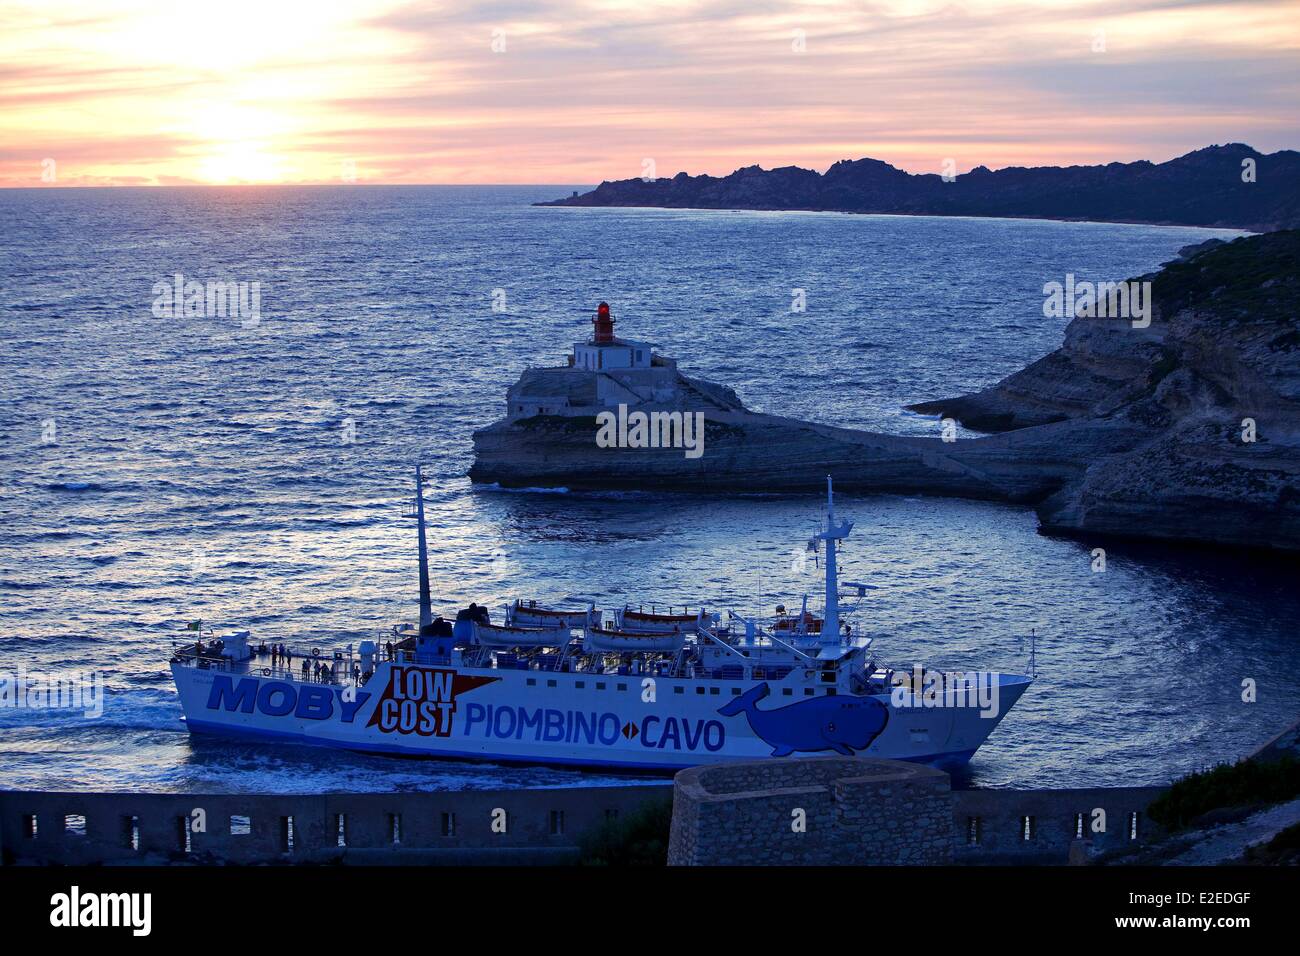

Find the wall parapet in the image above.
[{"left": 0, "top": 785, "right": 670, "bottom": 866}]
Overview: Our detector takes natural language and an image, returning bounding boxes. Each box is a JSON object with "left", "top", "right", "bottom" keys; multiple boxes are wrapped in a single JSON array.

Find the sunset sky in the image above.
[{"left": 2, "top": 0, "right": 1297, "bottom": 187}]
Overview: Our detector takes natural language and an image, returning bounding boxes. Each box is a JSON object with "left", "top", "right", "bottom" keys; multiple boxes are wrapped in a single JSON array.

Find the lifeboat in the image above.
[
  {"left": 616, "top": 605, "right": 703, "bottom": 634},
  {"left": 583, "top": 625, "right": 686, "bottom": 654},
  {"left": 474, "top": 620, "right": 570, "bottom": 649},
  {"left": 509, "top": 600, "right": 592, "bottom": 629},
  {"left": 772, "top": 611, "right": 823, "bottom": 635}
]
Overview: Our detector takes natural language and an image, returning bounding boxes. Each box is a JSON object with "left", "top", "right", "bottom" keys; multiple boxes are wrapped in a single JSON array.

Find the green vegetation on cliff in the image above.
[
  {"left": 1147, "top": 756, "right": 1300, "bottom": 831},
  {"left": 1152, "top": 229, "right": 1300, "bottom": 323}
]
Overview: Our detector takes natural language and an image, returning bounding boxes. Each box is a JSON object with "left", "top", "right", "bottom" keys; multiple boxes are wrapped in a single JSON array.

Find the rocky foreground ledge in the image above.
[{"left": 472, "top": 231, "right": 1300, "bottom": 552}]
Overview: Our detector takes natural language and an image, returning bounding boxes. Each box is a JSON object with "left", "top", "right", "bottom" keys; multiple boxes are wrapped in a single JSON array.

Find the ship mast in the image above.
[
  {"left": 415, "top": 464, "right": 433, "bottom": 631},
  {"left": 816, "top": 476, "right": 853, "bottom": 657}
]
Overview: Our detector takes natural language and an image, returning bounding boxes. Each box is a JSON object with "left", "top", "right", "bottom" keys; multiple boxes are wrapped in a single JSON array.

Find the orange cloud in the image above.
[{"left": 1, "top": 0, "right": 1296, "bottom": 186}]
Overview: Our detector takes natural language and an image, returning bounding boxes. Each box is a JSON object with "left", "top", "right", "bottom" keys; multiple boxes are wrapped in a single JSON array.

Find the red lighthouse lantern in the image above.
[{"left": 593, "top": 301, "right": 615, "bottom": 343}]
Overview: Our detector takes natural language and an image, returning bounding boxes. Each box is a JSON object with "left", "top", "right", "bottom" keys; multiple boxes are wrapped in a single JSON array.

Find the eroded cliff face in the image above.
[
  {"left": 914, "top": 231, "right": 1300, "bottom": 549},
  {"left": 472, "top": 232, "right": 1300, "bottom": 551}
]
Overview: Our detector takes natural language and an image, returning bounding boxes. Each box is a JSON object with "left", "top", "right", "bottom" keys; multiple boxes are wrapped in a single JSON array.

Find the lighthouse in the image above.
[
  {"left": 572, "top": 301, "right": 653, "bottom": 372},
  {"left": 593, "top": 301, "right": 615, "bottom": 343},
  {"left": 503, "top": 301, "right": 684, "bottom": 420}
]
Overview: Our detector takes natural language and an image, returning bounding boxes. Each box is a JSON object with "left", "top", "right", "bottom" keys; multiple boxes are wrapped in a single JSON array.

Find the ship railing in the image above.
[{"left": 171, "top": 642, "right": 361, "bottom": 687}]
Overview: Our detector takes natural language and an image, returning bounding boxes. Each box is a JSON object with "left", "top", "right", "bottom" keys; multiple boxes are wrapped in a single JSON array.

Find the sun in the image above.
[{"left": 195, "top": 142, "right": 284, "bottom": 184}]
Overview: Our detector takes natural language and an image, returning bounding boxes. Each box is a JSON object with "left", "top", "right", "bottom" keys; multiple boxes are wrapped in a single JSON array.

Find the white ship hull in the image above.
[{"left": 173, "top": 659, "right": 1030, "bottom": 772}]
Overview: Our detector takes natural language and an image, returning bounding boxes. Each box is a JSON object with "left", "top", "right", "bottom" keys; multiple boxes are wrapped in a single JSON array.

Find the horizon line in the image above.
[{"left": 6, "top": 141, "right": 1295, "bottom": 191}]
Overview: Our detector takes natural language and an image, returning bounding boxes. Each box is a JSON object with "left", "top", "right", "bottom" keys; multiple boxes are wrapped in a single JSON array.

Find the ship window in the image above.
[
  {"left": 597, "top": 682, "right": 606, "bottom": 690},
  {"left": 549, "top": 810, "right": 564, "bottom": 835},
  {"left": 826, "top": 688, "right": 836, "bottom": 696},
  {"left": 21, "top": 814, "right": 36, "bottom": 839},
  {"left": 782, "top": 688, "right": 793, "bottom": 696},
  {"left": 576, "top": 681, "right": 585, "bottom": 689},
  {"left": 1021, "top": 816, "right": 1036, "bottom": 841},
  {"left": 696, "top": 687, "right": 705, "bottom": 695},
  {"left": 441, "top": 812, "right": 456, "bottom": 837},
  {"left": 674, "top": 686, "right": 684, "bottom": 694},
  {"left": 709, "top": 687, "right": 720, "bottom": 695},
  {"left": 64, "top": 814, "right": 86, "bottom": 837},
  {"left": 967, "top": 816, "right": 982, "bottom": 845},
  {"left": 547, "top": 679, "right": 557, "bottom": 688},
  {"left": 527, "top": 678, "right": 536, "bottom": 686},
  {"left": 731, "top": 688, "right": 741, "bottom": 695},
  {"left": 230, "top": 815, "right": 251, "bottom": 836},
  {"left": 804, "top": 688, "right": 814, "bottom": 696},
  {"left": 124, "top": 815, "right": 140, "bottom": 851},
  {"left": 617, "top": 683, "right": 627, "bottom": 691}
]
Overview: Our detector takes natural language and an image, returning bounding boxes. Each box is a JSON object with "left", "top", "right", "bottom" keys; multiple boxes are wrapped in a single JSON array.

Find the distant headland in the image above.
[{"left": 538, "top": 144, "right": 1300, "bottom": 233}]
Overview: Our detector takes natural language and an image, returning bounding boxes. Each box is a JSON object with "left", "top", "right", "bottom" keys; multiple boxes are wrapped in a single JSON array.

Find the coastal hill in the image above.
[
  {"left": 471, "top": 232, "right": 1300, "bottom": 552},
  {"left": 538, "top": 144, "right": 1300, "bottom": 233}
]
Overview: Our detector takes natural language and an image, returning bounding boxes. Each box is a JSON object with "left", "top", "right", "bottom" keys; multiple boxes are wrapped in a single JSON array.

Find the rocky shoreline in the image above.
[
  {"left": 472, "top": 231, "right": 1300, "bottom": 552},
  {"left": 911, "top": 230, "right": 1300, "bottom": 550}
]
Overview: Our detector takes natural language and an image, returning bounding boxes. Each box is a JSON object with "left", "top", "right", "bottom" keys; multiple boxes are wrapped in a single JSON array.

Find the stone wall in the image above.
[
  {"left": 952, "top": 786, "right": 1166, "bottom": 864},
  {"left": 668, "top": 757, "right": 953, "bottom": 865},
  {"left": 3, "top": 762, "right": 1175, "bottom": 866},
  {"left": 668, "top": 757, "right": 1168, "bottom": 866},
  {"left": 0, "top": 785, "right": 671, "bottom": 866}
]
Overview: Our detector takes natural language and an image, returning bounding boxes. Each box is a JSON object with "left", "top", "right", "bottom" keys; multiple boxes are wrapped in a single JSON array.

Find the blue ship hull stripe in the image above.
[{"left": 182, "top": 717, "right": 977, "bottom": 772}]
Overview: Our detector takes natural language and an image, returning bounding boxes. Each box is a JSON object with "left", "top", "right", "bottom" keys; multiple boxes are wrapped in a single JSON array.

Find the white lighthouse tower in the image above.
[
  {"left": 571, "top": 301, "right": 654, "bottom": 372},
  {"left": 504, "top": 302, "right": 688, "bottom": 420}
]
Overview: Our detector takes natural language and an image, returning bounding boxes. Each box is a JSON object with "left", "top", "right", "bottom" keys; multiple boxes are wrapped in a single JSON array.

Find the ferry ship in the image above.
[{"left": 170, "top": 468, "right": 1031, "bottom": 772}]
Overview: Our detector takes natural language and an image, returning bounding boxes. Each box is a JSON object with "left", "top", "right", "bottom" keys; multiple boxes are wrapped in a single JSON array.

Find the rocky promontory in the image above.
[
  {"left": 539, "top": 144, "right": 1300, "bottom": 233},
  {"left": 911, "top": 230, "right": 1300, "bottom": 550},
  {"left": 472, "top": 232, "right": 1300, "bottom": 552}
]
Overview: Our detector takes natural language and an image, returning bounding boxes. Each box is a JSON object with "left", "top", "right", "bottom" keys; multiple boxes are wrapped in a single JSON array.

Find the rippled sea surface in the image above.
[{"left": 1, "top": 185, "right": 1292, "bottom": 793}]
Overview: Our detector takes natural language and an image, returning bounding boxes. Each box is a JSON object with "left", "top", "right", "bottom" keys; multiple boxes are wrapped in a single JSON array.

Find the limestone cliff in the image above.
[{"left": 912, "top": 230, "right": 1300, "bottom": 550}]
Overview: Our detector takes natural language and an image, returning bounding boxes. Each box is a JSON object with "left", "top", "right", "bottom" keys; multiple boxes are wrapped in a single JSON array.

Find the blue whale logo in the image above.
[{"left": 717, "top": 682, "right": 890, "bottom": 757}]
